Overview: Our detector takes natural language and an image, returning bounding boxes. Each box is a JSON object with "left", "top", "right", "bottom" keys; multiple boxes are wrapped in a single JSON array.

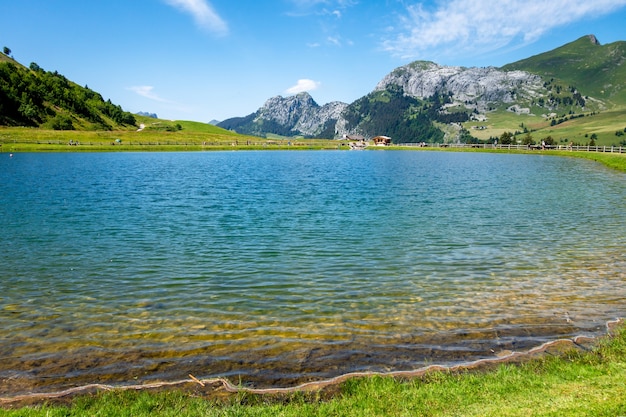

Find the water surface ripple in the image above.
[{"left": 1, "top": 151, "right": 624, "bottom": 394}]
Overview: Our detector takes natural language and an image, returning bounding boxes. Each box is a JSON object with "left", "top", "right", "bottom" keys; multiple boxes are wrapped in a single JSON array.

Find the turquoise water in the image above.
[{"left": 1, "top": 151, "right": 625, "bottom": 394}]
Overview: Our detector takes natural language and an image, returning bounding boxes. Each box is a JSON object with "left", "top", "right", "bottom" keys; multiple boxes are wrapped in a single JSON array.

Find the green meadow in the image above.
[
  {"left": 0, "top": 122, "right": 347, "bottom": 152},
  {"left": 463, "top": 106, "right": 626, "bottom": 147}
]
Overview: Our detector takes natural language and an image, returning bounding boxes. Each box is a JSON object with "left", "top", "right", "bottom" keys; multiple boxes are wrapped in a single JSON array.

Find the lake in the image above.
[{"left": 1, "top": 150, "right": 624, "bottom": 395}]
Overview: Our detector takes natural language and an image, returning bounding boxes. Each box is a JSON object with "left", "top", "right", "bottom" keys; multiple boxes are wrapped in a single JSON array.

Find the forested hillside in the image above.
[
  {"left": 340, "top": 86, "right": 476, "bottom": 143},
  {"left": 0, "top": 51, "right": 136, "bottom": 130}
]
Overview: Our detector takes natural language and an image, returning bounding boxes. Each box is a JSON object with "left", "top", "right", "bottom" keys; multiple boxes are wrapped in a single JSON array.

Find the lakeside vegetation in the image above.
[{"left": 2, "top": 324, "right": 624, "bottom": 416}]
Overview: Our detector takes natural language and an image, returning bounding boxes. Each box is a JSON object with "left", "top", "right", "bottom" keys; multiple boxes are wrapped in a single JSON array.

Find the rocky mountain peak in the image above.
[
  {"left": 257, "top": 92, "right": 318, "bottom": 126},
  {"left": 587, "top": 34, "right": 600, "bottom": 45},
  {"left": 218, "top": 91, "right": 348, "bottom": 137},
  {"left": 375, "top": 61, "right": 544, "bottom": 112}
]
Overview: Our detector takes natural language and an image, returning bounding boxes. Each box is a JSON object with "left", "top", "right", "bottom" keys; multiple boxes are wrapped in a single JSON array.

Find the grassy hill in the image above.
[
  {"left": 0, "top": 52, "right": 15, "bottom": 64},
  {"left": 0, "top": 53, "right": 138, "bottom": 130},
  {"left": 502, "top": 35, "right": 626, "bottom": 109}
]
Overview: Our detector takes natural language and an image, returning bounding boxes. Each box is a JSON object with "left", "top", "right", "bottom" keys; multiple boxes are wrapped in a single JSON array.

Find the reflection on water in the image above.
[{"left": 0, "top": 151, "right": 624, "bottom": 395}]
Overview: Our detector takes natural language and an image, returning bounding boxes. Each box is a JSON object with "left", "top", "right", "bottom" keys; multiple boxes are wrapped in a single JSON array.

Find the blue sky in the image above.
[{"left": 2, "top": 0, "right": 626, "bottom": 122}]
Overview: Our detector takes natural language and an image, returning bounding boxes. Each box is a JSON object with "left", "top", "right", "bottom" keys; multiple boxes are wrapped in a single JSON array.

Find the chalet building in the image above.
[{"left": 372, "top": 135, "right": 392, "bottom": 146}]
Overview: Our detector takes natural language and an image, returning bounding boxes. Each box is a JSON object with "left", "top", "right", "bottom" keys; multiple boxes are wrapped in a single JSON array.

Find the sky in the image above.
[{"left": 2, "top": 0, "right": 626, "bottom": 123}]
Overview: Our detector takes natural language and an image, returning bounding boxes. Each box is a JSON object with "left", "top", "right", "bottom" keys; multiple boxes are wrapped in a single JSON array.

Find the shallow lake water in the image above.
[{"left": 1, "top": 150, "right": 625, "bottom": 395}]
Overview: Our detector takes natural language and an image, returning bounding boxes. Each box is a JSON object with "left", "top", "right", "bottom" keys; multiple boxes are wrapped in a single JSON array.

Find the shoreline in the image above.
[
  {"left": 1, "top": 318, "right": 622, "bottom": 407},
  {"left": 3, "top": 145, "right": 626, "bottom": 173},
  {"left": 0, "top": 315, "right": 616, "bottom": 398}
]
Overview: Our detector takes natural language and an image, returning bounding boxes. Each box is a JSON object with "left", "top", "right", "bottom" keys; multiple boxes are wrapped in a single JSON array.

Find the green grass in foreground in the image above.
[{"left": 3, "top": 326, "right": 625, "bottom": 416}]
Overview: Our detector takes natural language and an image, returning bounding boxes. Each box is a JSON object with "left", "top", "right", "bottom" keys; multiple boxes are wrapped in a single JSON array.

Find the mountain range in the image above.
[
  {"left": 1, "top": 35, "right": 624, "bottom": 145},
  {"left": 218, "top": 35, "right": 626, "bottom": 144}
]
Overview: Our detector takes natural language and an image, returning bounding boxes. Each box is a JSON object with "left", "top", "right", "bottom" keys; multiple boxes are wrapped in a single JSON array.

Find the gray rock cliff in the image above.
[
  {"left": 255, "top": 92, "right": 348, "bottom": 137},
  {"left": 374, "top": 61, "right": 545, "bottom": 113}
]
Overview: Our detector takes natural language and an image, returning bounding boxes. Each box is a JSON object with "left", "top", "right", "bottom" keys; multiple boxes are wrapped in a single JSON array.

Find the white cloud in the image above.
[
  {"left": 163, "top": 0, "right": 228, "bottom": 35},
  {"left": 382, "top": 0, "right": 626, "bottom": 59},
  {"left": 327, "top": 36, "right": 341, "bottom": 46},
  {"left": 128, "top": 86, "right": 168, "bottom": 102},
  {"left": 285, "top": 79, "right": 321, "bottom": 94}
]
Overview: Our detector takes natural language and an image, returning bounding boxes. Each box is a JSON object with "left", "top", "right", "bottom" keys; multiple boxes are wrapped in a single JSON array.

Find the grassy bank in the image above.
[
  {"left": 0, "top": 126, "right": 346, "bottom": 152},
  {"left": 2, "top": 325, "right": 624, "bottom": 416}
]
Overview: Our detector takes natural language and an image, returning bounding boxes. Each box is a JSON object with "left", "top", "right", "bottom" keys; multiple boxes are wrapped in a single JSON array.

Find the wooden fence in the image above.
[
  {"left": 395, "top": 143, "right": 625, "bottom": 153},
  {"left": 1, "top": 136, "right": 624, "bottom": 153}
]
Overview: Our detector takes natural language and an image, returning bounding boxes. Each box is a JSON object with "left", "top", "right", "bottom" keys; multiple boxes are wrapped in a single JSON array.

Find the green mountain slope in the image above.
[
  {"left": 341, "top": 87, "right": 457, "bottom": 143},
  {"left": 0, "top": 53, "right": 137, "bottom": 130},
  {"left": 501, "top": 35, "right": 626, "bottom": 108}
]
